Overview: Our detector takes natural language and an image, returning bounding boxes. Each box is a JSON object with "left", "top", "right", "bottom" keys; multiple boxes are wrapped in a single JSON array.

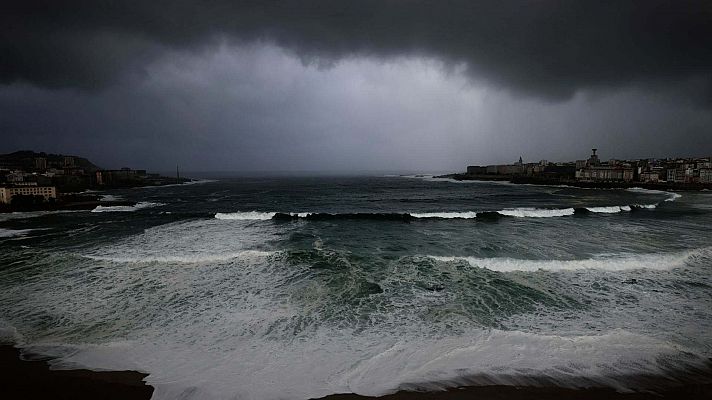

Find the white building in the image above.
[{"left": 0, "top": 186, "right": 57, "bottom": 204}]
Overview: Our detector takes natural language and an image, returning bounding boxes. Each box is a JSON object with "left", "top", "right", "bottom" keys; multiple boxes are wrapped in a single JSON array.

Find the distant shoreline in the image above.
[
  {"left": 0, "top": 178, "right": 204, "bottom": 214},
  {"left": 438, "top": 173, "right": 712, "bottom": 191}
]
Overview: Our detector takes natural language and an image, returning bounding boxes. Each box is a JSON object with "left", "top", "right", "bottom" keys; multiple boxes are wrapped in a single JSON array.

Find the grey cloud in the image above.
[
  {"left": 2, "top": 1, "right": 711, "bottom": 102},
  {"left": 1, "top": 46, "right": 710, "bottom": 172}
]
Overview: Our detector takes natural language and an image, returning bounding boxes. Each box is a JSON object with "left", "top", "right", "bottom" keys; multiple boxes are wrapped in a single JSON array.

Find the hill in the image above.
[{"left": 0, "top": 150, "right": 101, "bottom": 172}]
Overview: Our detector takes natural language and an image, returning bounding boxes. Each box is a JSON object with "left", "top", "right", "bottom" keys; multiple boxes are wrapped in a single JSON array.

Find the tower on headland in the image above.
[{"left": 588, "top": 148, "right": 600, "bottom": 166}]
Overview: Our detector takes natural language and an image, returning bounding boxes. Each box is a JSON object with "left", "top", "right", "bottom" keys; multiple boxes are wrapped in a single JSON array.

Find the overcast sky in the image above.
[{"left": 1, "top": 1, "right": 711, "bottom": 172}]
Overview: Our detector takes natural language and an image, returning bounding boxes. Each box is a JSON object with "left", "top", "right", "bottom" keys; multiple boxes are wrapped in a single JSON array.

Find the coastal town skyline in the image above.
[
  {"left": 1, "top": 147, "right": 711, "bottom": 174},
  {"left": 2, "top": 147, "right": 711, "bottom": 210}
]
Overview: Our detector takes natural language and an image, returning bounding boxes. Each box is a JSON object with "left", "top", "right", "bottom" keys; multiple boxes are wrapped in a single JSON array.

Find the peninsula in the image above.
[
  {"left": 0, "top": 150, "right": 192, "bottom": 212},
  {"left": 443, "top": 149, "right": 712, "bottom": 191}
]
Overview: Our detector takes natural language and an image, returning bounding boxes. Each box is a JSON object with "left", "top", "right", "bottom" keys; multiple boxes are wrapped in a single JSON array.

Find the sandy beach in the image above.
[{"left": 1, "top": 345, "right": 153, "bottom": 400}]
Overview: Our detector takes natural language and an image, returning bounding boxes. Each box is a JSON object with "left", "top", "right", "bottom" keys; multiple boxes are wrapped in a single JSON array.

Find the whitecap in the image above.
[
  {"left": 215, "top": 211, "right": 312, "bottom": 220},
  {"left": 91, "top": 202, "right": 164, "bottom": 213},
  {"left": 429, "top": 247, "right": 708, "bottom": 272},
  {"left": 585, "top": 205, "right": 631, "bottom": 213},
  {"left": 496, "top": 207, "right": 575, "bottom": 218},
  {"left": 410, "top": 211, "right": 479, "bottom": 219},
  {"left": 626, "top": 187, "right": 681, "bottom": 203},
  {"left": 0, "top": 228, "right": 34, "bottom": 238},
  {"left": 83, "top": 249, "right": 274, "bottom": 264},
  {"left": 98, "top": 194, "right": 125, "bottom": 201}
]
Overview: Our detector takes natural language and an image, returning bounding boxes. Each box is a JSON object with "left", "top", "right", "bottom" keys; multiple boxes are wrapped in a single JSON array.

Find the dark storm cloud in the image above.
[{"left": 2, "top": 0, "right": 711, "bottom": 101}]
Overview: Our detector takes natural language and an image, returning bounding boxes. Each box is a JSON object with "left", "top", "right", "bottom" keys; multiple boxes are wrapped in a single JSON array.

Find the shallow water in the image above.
[{"left": 1, "top": 176, "right": 711, "bottom": 399}]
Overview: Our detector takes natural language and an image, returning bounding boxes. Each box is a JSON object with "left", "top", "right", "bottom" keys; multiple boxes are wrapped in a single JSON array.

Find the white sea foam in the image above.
[
  {"left": 585, "top": 205, "right": 632, "bottom": 213},
  {"left": 215, "top": 211, "right": 276, "bottom": 220},
  {"left": 496, "top": 207, "right": 575, "bottom": 218},
  {"left": 82, "top": 219, "right": 278, "bottom": 264},
  {"left": 21, "top": 325, "right": 706, "bottom": 400},
  {"left": 98, "top": 194, "right": 125, "bottom": 201},
  {"left": 626, "top": 187, "right": 681, "bottom": 203},
  {"left": 84, "top": 249, "right": 274, "bottom": 264},
  {"left": 632, "top": 203, "right": 657, "bottom": 209},
  {"left": 0, "top": 228, "right": 34, "bottom": 238},
  {"left": 430, "top": 248, "right": 706, "bottom": 272},
  {"left": 665, "top": 192, "right": 682, "bottom": 202},
  {"left": 91, "top": 202, "right": 164, "bottom": 213},
  {"left": 411, "top": 212, "right": 479, "bottom": 219},
  {"left": 400, "top": 174, "right": 507, "bottom": 185},
  {"left": 6, "top": 239, "right": 712, "bottom": 400},
  {"left": 215, "top": 211, "right": 312, "bottom": 220}
]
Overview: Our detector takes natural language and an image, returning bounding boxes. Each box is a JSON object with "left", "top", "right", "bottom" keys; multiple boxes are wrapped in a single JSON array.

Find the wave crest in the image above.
[
  {"left": 91, "top": 202, "right": 164, "bottom": 213},
  {"left": 214, "top": 204, "right": 662, "bottom": 221},
  {"left": 497, "top": 208, "right": 575, "bottom": 218},
  {"left": 429, "top": 247, "right": 709, "bottom": 272}
]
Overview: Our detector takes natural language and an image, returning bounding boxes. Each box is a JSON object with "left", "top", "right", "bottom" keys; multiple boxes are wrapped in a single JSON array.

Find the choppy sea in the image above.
[{"left": 1, "top": 175, "right": 711, "bottom": 399}]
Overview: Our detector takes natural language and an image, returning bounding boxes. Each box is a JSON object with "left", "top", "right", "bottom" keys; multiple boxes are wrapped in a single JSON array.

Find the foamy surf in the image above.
[
  {"left": 429, "top": 247, "right": 708, "bottom": 272},
  {"left": 215, "top": 211, "right": 311, "bottom": 220},
  {"left": 585, "top": 205, "right": 632, "bottom": 213},
  {"left": 215, "top": 204, "right": 659, "bottom": 221},
  {"left": 83, "top": 249, "right": 274, "bottom": 264},
  {"left": 16, "top": 324, "right": 708, "bottom": 400},
  {"left": 0, "top": 228, "right": 35, "bottom": 238},
  {"left": 626, "top": 187, "right": 681, "bottom": 203},
  {"left": 98, "top": 194, "right": 125, "bottom": 201},
  {"left": 497, "top": 207, "right": 575, "bottom": 218},
  {"left": 411, "top": 211, "right": 479, "bottom": 219},
  {"left": 91, "top": 202, "right": 164, "bottom": 212}
]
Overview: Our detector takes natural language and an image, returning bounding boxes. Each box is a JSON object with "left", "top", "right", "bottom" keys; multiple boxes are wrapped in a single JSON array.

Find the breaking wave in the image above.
[
  {"left": 626, "top": 187, "right": 681, "bottom": 203},
  {"left": 98, "top": 194, "right": 125, "bottom": 201},
  {"left": 497, "top": 207, "right": 575, "bottom": 218},
  {"left": 429, "top": 247, "right": 709, "bottom": 272},
  {"left": 214, "top": 204, "right": 661, "bottom": 221},
  {"left": 410, "top": 211, "right": 479, "bottom": 219},
  {"left": 585, "top": 205, "right": 632, "bottom": 213},
  {"left": 0, "top": 228, "right": 35, "bottom": 238},
  {"left": 91, "top": 202, "right": 164, "bottom": 213},
  {"left": 83, "top": 249, "right": 274, "bottom": 264}
]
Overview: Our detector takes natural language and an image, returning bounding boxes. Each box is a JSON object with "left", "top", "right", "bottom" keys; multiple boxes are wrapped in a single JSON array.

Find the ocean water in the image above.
[{"left": 1, "top": 176, "right": 711, "bottom": 399}]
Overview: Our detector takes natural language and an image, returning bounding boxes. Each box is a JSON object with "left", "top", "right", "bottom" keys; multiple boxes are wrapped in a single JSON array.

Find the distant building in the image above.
[
  {"left": 639, "top": 171, "right": 660, "bottom": 183},
  {"left": 0, "top": 186, "right": 57, "bottom": 204},
  {"left": 700, "top": 168, "right": 712, "bottom": 184},
  {"left": 666, "top": 168, "right": 684, "bottom": 183},
  {"left": 34, "top": 157, "right": 47, "bottom": 171},
  {"left": 63, "top": 156, "right": 75, "bottom": 168},
  {"left": 95, "top": 168, "right": 148, "bottom": 185},
  {"left": 6, "top": 171, "right": 26, "bottom": 182},
  {"left": 466, "top": 165, "right": 486, "bottom": 175},
  {"left": 575, "top": 149, "right": 633, "bottom": 182}
]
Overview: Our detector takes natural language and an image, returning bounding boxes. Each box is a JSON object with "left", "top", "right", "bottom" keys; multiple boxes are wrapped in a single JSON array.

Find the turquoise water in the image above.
[{"left": 1, "top": 176, "right": 711, "bottom": 399}]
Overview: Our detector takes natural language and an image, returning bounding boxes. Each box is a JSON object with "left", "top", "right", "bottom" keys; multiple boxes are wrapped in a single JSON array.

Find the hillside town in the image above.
[
  {"left": 0, "top": 150, "right": 189, "bottom": 209},
  {"left": 454, "top": 149, "right": 712, "bottom": 189}
]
